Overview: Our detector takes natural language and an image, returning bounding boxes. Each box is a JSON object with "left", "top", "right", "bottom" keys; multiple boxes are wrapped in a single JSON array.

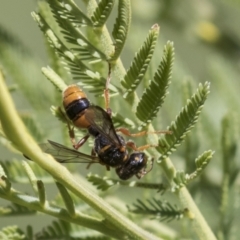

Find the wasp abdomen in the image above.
[
  {"left": 65, "top": 98, "right": 90, "bottom": 121},
  {"left": 63, "top": 85, "right": 91, "bottom": 128}
]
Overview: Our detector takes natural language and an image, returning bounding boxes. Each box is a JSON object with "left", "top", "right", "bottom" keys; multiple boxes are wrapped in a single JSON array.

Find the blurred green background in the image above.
[{"left": 0, "top": 0, "right": 240, "bottom": 239}]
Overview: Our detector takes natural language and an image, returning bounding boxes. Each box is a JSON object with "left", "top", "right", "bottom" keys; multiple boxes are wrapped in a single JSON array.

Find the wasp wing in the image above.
[
  {"left": 39, "top": 140, "right": 100, "bottom": 164},
  {"left": 85, "top": 105, "right": 122, "bottom": 146}
]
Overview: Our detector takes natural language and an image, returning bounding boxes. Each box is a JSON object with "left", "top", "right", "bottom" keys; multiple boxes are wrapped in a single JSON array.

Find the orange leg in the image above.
[
  {"left": 74, "top": 134, "right": 90, "bottom": 150},
  {"left": 58, "top": 107, "right": 90, "bottom": 149},
  {"left": 86, "top": 148, "right": 97, "bottom": 169},
  {"left": 126, "top": 140, "right": 158, "bottom": 151},
  {"left": 104, "top": 62, "right": 112, "bottom": 116},
  {"left": 58, "top": 107, "right": 76, "bottom": 146},
  {"left": 116, "top": 127, "right": 172, "bottom": 137}
]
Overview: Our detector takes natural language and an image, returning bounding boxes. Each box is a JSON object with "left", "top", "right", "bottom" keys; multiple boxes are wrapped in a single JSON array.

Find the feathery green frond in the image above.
[
  {"left": 221, "top": 113, "right": 239, "bottom": 178},
  {"left": 0, "top": 163, "right": 6, "bottom": 177},
  {"left": 47, "top": 0, "right": 106, "bottom": 61},
  {"left": 173, "top": 171, "right": 188, "bottom": 189},
  {"left": 31, "top": 12, "right": 87, "bottom": 75},
  {"left": 35, "top": 220, "right": 108, "bottom": 240},
  {"left": 111, "top": 112, "right": 136, "bottom": 128},
  {"left": 87, "top": 174, "right": 116, "bottom": 191},
  {"left": 111, "top": 0, "right": 131, "bottom": 61},
  {"left": 157, "top": 82, "right": 210, "bottom": 161},
  {"left": 75, "top": 73, "right": 107, "bottom": 94},
  {"left": 48, "top": 0, "right": 93, "bottom": 26},
  {"left": 0, "top": 226, "right": 25, "bottom": 240},
  {"left": 91, "top": 0, "right": 115, "bottom": 27},
  {"left": 129, "top": 198, "right": 184, "bottom": 222},
  {"left": 41, "top": 66, "right": 67, "bottom": 92},
  {"left": 188, "top": 150, "right": 214, "bottom": 182},
  {"left": 87, "top": 174, "right": 166, "bottom": 191},
  {"left": 173, "top": 151, "right": 214, "bottom": 189},
  {"left": 0, "top": 160, "right": 54, "bottom": 183},
  {"left": 56, "top": 182, "right": 76, "bottom": 217},
  {"left": 218, "top": 113, "right": 239, "bottom": 240},
  {"left": 136, "top": 41, "right": 174, "bottom": 127},
  {"left": 181, "top": 79, "right": 201, "bottom": 173},
  {"left": 32, "top": 12, "right": 107, "bottom": 95},
  {"left": 0, "top": 203, "right": 35, "bottom": 216},
  {"left": 37, "top": 180, "right": 46, "bottom": 207},
  {"left": 50, "top": 106, "right": 68, "bottom": 124},
  {"left": 0, "top": 175, "right": 11, "bottom": 193},
  {"left": 121, "top": 24, "right": 159, "bottom": 98}
]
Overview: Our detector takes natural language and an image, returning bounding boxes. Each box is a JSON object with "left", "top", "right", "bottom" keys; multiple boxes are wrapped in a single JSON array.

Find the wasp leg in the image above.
[
  {"left": 104, "top": 62, "right": 112, "bottom": 116},
  {"left": 74, "top": 134, "right": 90, "bottom": 150},
  {"left": 86, "top": 148, "right": 96, "bottom": 169},
  {"left": 116, "top": 127, "right": 172, "bottom": 137},
  {"left": 58, "top": 107, "right": 77, "bottom": 146},
  {"left": 58, "top": 107, "right": 90, "bottom": 149},
  {"left": 126, "top": 140, "right": 158, "bottom": 151}
]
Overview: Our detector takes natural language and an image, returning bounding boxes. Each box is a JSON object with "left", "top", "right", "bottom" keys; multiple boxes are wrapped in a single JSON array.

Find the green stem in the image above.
[
  {"left": 161, "top": 158, "right": 217, "bottom": 240},
  {"left": 177, "top": 187, "right": 217, "bottom": 240},
  {"left": 0, "top": 71, "right": 161, "bottom": 240},
  {"left": 85, "top": 1, "right": 217, "bottom": 239},
  {"left": 0, "top": 187, "right": 120, "bottom": 239}
]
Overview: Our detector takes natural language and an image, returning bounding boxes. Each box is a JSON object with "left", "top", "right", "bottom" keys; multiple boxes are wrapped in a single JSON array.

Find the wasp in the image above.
[
  {"left": 43, "top": 65, "right": 171, "bottom": 180},
  {"left": 40, "top": 139, "right": 151, "bottom": 180}
]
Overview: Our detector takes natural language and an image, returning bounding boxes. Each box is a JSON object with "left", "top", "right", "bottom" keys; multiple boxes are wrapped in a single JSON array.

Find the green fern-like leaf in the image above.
[
  {"left": 50, "top": 106, "right": 68, "bottom": 124},
  {"left": 111, "top": 0, "right": 131, "bottom": 61},
  {"left": 56, "top": 182, "right": 76, "bottom": 217},
  {"left": 91, "top": 0, "right": 115, "bottom": 27},
  {"left": 0, "top": 203, "right": 35, "bottom": 216},
  {"left": 111, "top": 112, "right": 136, "bottom": 129},
  {"left": 0, "top": 225, "right": 25, "bottom": 240},
  {"left": 41, "top": 67, "right": 67, "bottom": 93},
  {"left": 87, "top": 174, "right": 116, "bottom": 191},
  {"left": 51, "top": 0, "right": 93, "bottom": 26},
  {"left": 173, "top": 170, "right": 188, "bottom": 190},
  {"left": 173, "top": 151, "right": 214, "bottom": 189},
  {"left": 32, "top": 13, "right": 106, "bottom": 95},
  {"left": 47, "top": 0, "right": 106, "bottom": 61},
  {"left": 221, "top": 112, "right": 239, "bottom": 182},
  {"left": 136, "top": 41, "right": 174, "bottom": 127},
  {"left": 157, "top": 82, "right": 210, "bottom": 161},
  {"left": 35, "top": 219, "right": 107, "bottom": 240},
  {"left": 87, "top": 173, "right": 167, "bottom": 192},
  {"left": 0, "top": 160, "right": 54, "bottom": 183},
  {"left": 31, "top": 12, "right": 87, "bottom": 74},
  {"left": 188, "top": 150, "right": 215, "bottom": 181},
  {"left": 121, "top": 24, "right": 160, "bottom": 98},
  {"left": 129, "top": 198, "right": 184, "bottom": 222}
]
